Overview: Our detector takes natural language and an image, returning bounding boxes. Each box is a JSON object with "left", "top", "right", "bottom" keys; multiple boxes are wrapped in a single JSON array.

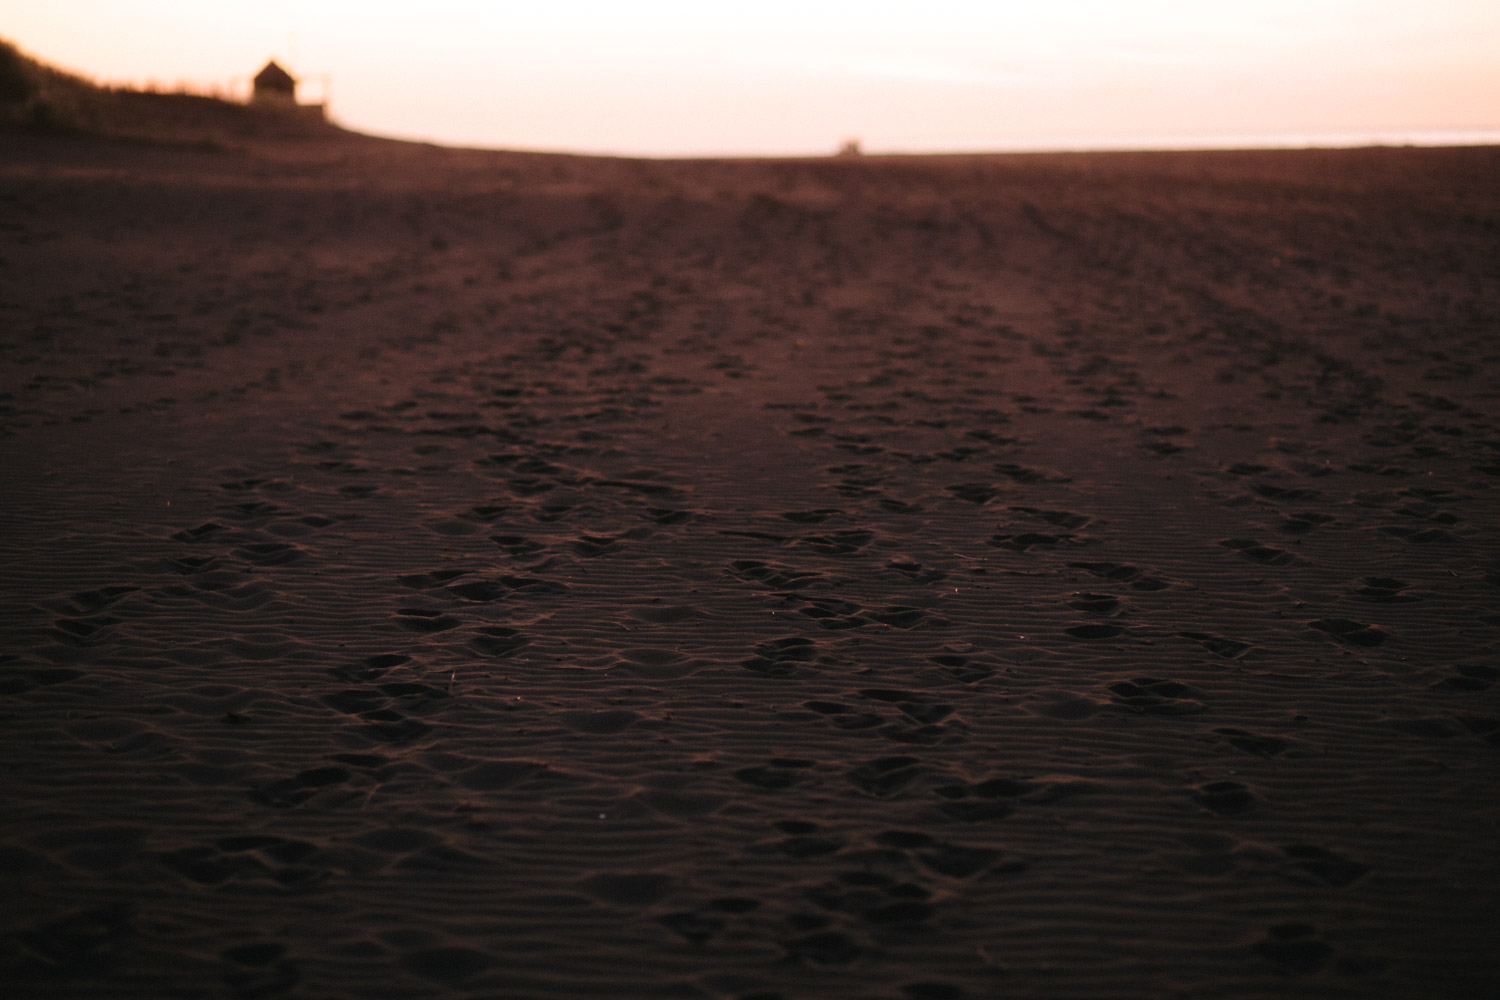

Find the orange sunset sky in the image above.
[{"left": 7, "top": 1, "right": 1500, "bottom": 156}]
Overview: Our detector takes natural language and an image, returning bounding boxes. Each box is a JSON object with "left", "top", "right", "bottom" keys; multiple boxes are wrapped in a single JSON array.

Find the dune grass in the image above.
[{"left": 0, "top": 37, "right": 336, "bottom": 147}]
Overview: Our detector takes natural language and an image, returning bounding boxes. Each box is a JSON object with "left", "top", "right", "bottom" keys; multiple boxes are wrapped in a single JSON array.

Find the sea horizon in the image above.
[{"left": 362, "top": 124, "right": 1500, "bottom": 160}]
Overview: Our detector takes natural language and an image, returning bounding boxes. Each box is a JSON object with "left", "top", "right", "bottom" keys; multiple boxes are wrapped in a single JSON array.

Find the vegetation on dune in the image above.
[
  {"left": 0, "top": 37, "right": 339, "bottom": 146},
  {"left": 0, "top": 37, "right": 76, "bottom": 132}
]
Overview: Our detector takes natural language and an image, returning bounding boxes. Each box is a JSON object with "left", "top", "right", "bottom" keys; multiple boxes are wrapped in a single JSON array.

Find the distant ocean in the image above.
[
  {"left": 875, "top": 128, "right": 1500, "bottom": 156},
  {"left": 390, "top": 127, "right": 1500, "bottom": 160}
]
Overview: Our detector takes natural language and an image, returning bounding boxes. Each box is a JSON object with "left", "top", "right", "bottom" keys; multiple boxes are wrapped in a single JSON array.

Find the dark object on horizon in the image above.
[
  {"left": 251, "top": 59, "right": 325, "bottom": 120},
  {"left": 253, "top": 60, "right": 297, "bottom": 105}
]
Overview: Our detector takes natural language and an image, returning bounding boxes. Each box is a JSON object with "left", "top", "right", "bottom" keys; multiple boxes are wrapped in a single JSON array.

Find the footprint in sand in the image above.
[
  {"left": 734, "top": 758, "right": 816, "bottom": 790},
  {"left": 742, "top": 637, "right": 820, "bottom": 677},
  {"left": 804, "top": 700, "right": 885, "bottom": 730},
  {"left": 1069, "top": 592, "right": 1121, "bottom": 615},
  {"left": 456, "top": 503, "right": 511, "bottom": 523},
  {"left": 657, "top": 910, "right": 727, "bottom": 945},
  {"left": 329, "top": 653, "right": 410, "bottom": 682},
  {"left": 1252, "top": 922, "right": 1334, "bottom": 975},
  {"left": 1429, "top": 664, "right": 1497, "bottom": 692},
  {"left": 395, "top": 608, "right": 463, "bottom": 633},
  {"left": 221, "top": 941, "right": 299, "bottom": 998},
  {"left": 1353, "top": 576, "right": 1423, "bottom": 603},
  {"left": 947, "top": 483, "right": 999, "bottom": 505},
  {"left": 1214, "top": 728, "right": 1293, "bottom": 758},
  {"left": 221, "top": 501, "right": 282, "bottom": 522},
  {"left": 886, "top": 559, "right": 946, "bottom": 583},
  {"left": 579, "top": 871, "right": 674, "bottom": 907},
  {"left": 233, "top": 541, "right": 305, "bottom": 566},
  {"left": 248, "top": 766, "right": 354, "bottom": 808},
  {"left": 1278, "top": 512, "right": 1335, "bottom": 534},
  {"left": 1218, "top": 538, "right": 1296, "bottom": 565},
  {"left": 859, "top": 688, "right": 954, "bottom": 725},
  {"left": 1069, "top": 561, "right": 1171, "bottom": 591},
  {"left": 567, "top": 534, "right": 621, "bottom": 557},
  {"left": 468, "top": 627, "right": 529, "bottom": 657},
  {"left": 1279, "top": 844, "right": 1369, "bottom": 887},
  {"left": 874, "top": 829, "right": 1025, "bottom": 880},
  {"left": 730, "top": 559, "right": 823, "bottom": 590},
  {"left": 780, "top": 508, "right": 845, "bottom": 524},
  {"left": 798, "top": 529, "right": 875, "bottom": 556},
  {"left": 1066, "top": 623, "right": 1128, "bottom": 641},
  {"left": 47, "top": 615, "right": 118, "bottom": 647},
  {"left": 1106, "top": 678, "right": 1205, "bottom": 715},
  {"left": 1179, "top": 631, "right": 1253, "bottom": 659},
  {"left": 990, "top": 530, "right": 1085, "bottom": 552},
  {"left": 1252, "top": 483, "right": 1322, "bottom": 502},
  {"left": 1380, "top": 525, "right": 1456, "bottom": 544},
  {"left": 162, "top": 554, "right": 219, "bottom": 574},
  {"left": 160, "top": 835, "right": 329, "bottom": 888},
  {"left": 445, "top": 580, "right": 510, "bottom": 602},
  {"left": 403, "top": 947, "right": 496, "bottom": 985},
  {"left": 929, "top": 653, "right": 996, "bottom": 684},
  {"left": 1026, "top": 691, "right": 1107, "bottom": 720},
  {"left": 995, "top": 463, "right": 1066, "bottom": 483},
  {"left": 1192, "top": 780, "right": 1257, "bottom": 816},
  {"left": 41, "top": 586, "right": 138, "bottom": 615},
  {"left": 782, "top": 928, "right": 863, "bottom": 966},
  {"left": 1307, "top": 618, "right": 1389, "bottom": 647},
  {"left": 559, "top": 709, "right": 639, "bottom": 735},
  {"left": 491, "top": 534, "right": 547, "bottom": 556},
  {"left": 10, "top": 904, "right": 136, "bottom": 977},
  {"left": 846, "top": 755, "right": 925, "bottom": 798},
  {"left": 397, "top": 569, "right": 468, "bottom": 589},
  {"left": 645, "top": 507, "right": 691, "bottom": 525},
  {"left": 658, "top": 895, "right": 760, "bottom": 945},
  {"left": 0, "top": 664, "right": 84, "bottom": 695},
  {"left": 1010, "top": 506, "right": 1093, "bottom": 530},
  {"left": 791, "top": 596, "right": 868, "bottom": 630},
  {"left": 803, "top": 867, "right": 934, "bottom": 929},
  {"left": 762, "top": 820, "right": 845, "bottom": 859}
]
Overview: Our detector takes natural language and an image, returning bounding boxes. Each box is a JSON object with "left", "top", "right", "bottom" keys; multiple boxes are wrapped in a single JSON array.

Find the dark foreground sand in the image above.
[{"left": 2, "top": 130, "right": 1498, "bottom": 1000}]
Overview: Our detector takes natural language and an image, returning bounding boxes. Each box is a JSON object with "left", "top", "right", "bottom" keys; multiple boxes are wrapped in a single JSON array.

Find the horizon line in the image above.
[{"left": 356, "top": 124, "right": 1500, "bottom": 161}]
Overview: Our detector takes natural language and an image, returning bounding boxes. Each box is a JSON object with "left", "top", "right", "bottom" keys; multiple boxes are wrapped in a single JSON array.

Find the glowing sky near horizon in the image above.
[{"left": 6, "top": 1, "right": 1499, "bottom": 155}]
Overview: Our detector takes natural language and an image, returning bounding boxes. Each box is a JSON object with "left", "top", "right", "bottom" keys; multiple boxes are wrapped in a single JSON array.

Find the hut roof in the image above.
[{"left": 254, "top": 60, "right": 296, "bottom": 91}]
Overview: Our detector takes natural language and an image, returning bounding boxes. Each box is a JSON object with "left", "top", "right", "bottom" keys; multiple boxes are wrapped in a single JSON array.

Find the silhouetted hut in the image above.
[{"left": 252, "top": 60, "right": 296, "bottom": 104}]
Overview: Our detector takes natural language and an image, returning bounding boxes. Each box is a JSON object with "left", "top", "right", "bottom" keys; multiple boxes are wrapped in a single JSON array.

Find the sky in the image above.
[{"left": 5, "top": 1, "right": 1499, "bottom": 156}]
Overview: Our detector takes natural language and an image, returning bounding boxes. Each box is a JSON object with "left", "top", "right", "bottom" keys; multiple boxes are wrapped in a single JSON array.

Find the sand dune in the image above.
[{"left": 2, "top": 128, "right": 1499, "bottom": 999}]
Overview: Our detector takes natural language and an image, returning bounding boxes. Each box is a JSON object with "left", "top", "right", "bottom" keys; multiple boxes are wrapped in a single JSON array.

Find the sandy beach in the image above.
[{"left": 2, "top": 127, "right": 1498, "bottom": 999}]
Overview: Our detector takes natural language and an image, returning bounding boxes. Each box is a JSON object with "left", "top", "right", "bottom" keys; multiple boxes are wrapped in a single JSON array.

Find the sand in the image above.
[{"left": 2, "top": 129, "right": 1498, "bottom": 999}]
